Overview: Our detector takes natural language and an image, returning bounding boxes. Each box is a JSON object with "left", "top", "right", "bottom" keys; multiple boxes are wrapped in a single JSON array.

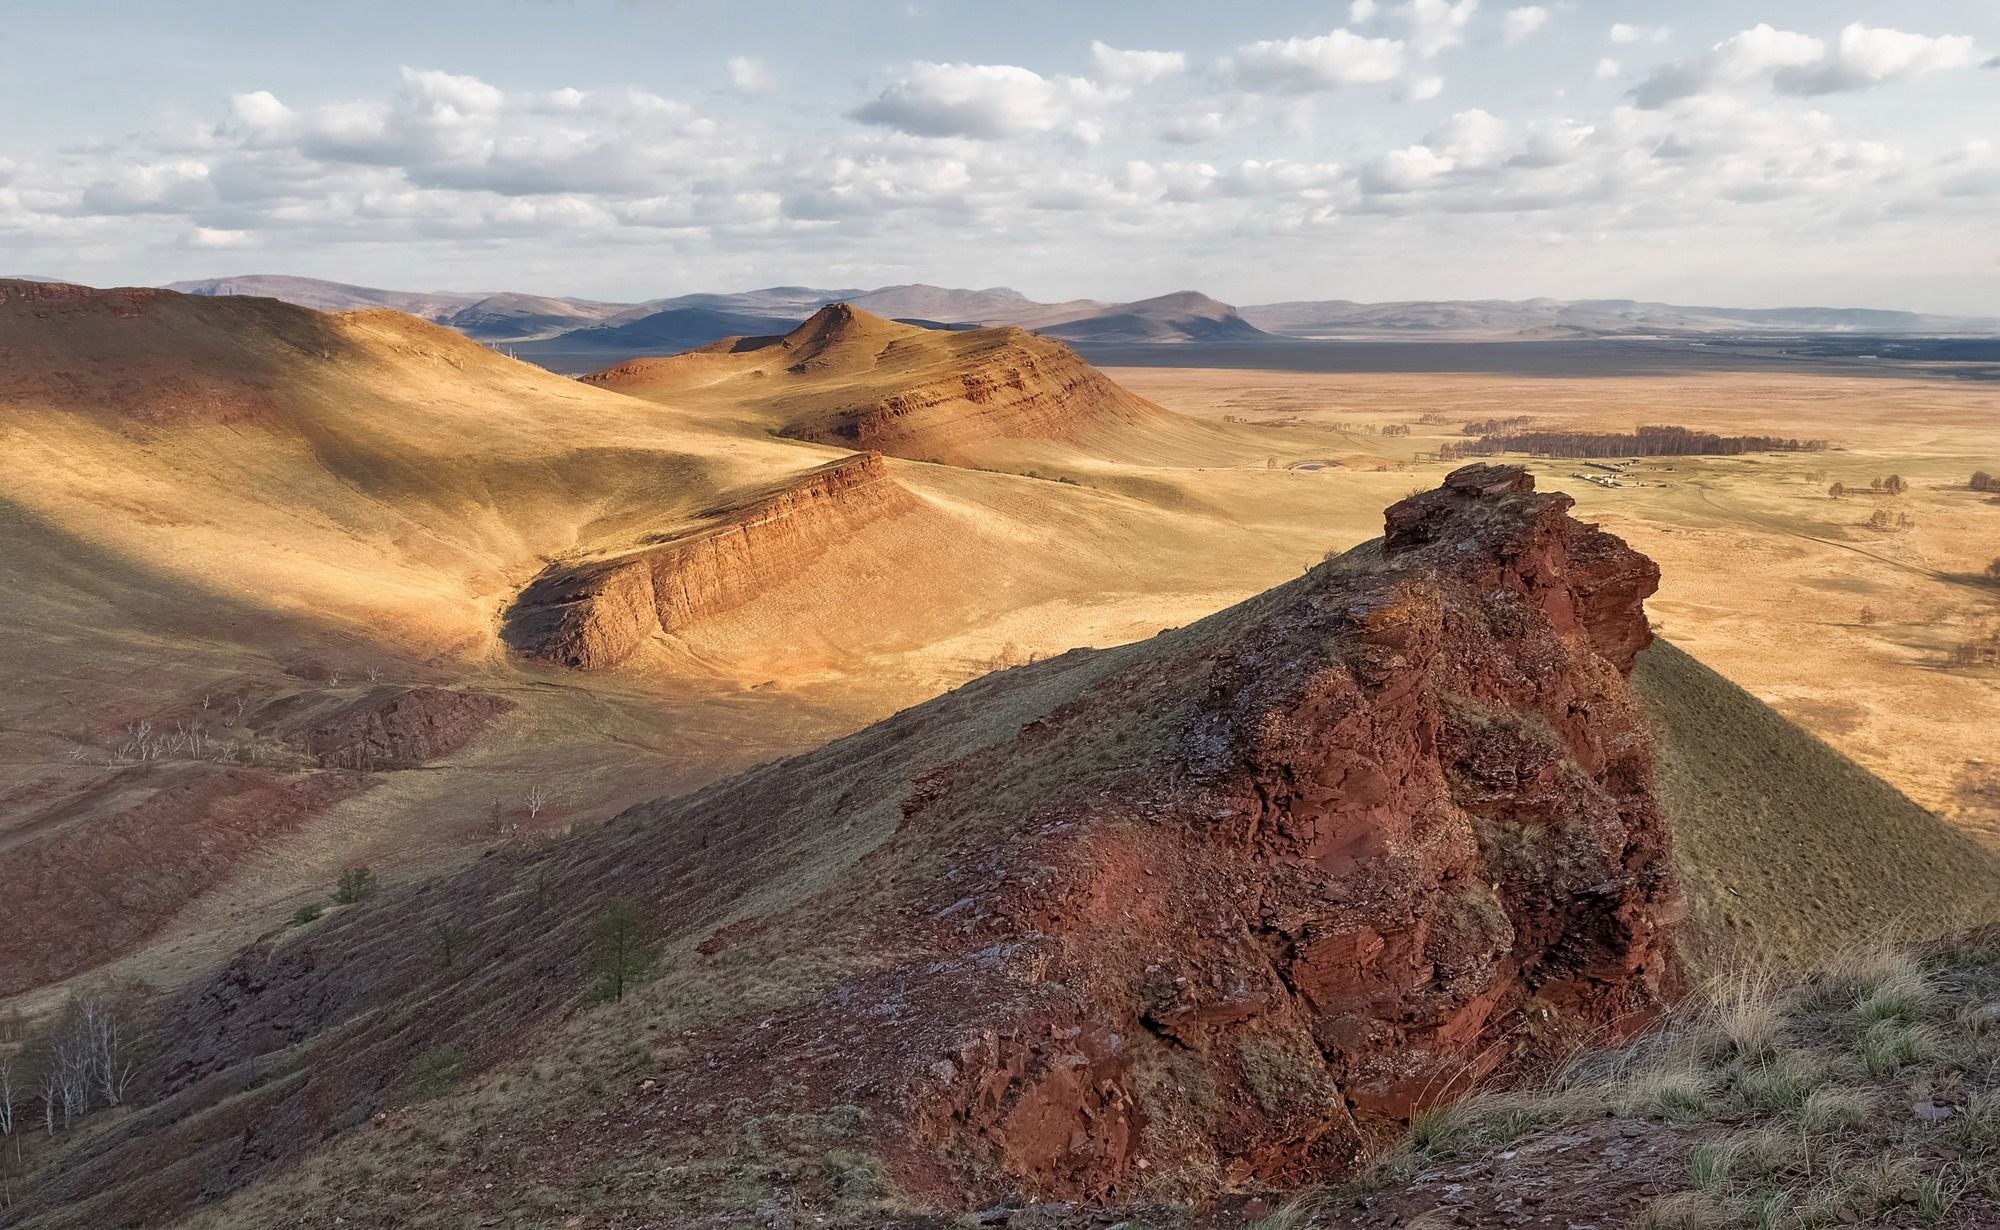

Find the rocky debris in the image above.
[
  {"left": 285, "top": 686, "right": 516, "bottom": 769},
  {"left": 504, "top": 452, "right": 919, "bottom": 669}
]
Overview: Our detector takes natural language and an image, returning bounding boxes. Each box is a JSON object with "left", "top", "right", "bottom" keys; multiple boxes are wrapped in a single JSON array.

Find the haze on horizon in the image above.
[{"left": 2, "top": 0, "right": 1996, "bottom": 314}]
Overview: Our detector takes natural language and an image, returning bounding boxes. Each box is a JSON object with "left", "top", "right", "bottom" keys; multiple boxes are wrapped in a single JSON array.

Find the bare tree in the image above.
[
  {"left": 525, "top": 784, "right": 550, "bottom": 822},
  {"left": 77, "top": 995, "right": 135, "bottom": 1107},
  {"left": 0, "top": 1051, "right": 19, "bottom": 1140}
]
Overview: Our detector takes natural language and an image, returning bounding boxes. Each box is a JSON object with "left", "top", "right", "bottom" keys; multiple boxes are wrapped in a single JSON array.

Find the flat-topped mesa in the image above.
[{"left": 503, "top": 451, "right": 917, "bottom": 669}]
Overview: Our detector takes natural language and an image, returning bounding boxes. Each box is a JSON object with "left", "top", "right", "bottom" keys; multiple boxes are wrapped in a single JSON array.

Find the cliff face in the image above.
[
  {"left": 504, "top": 452, "right": 919, "bottom": 669},
  {"left": 772, "top": 320, "right": 1168, "bottom": 464},
  {"left": 581, "top": 304, "right": 1170, "bottom": 465},
  {"left": 18, "top": 467, "right": 1683, "bottom": 1228},
  {"left": 785, "top": 326, "right": 1164, "bottom": 461}
]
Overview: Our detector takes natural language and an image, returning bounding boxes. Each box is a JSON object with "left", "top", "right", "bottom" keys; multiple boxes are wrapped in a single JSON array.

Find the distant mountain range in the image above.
[{"left": 144, "top": 273, "right": 2000, "bottom": 369}]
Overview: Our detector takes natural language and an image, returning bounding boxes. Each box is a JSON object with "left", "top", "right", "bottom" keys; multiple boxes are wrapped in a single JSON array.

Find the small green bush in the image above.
[
  {"left": 290, "top": 903, "right": 324, "bottom": 926},
  {"left": 334, "top": 865, "right": 379, "bottom": 904}
]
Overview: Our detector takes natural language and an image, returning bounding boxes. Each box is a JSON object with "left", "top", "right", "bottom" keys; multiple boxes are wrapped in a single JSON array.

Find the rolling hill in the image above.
[
  {"left": 0, "top": 278, "right": 1353, "bottom": 1009},
  {"left": 509, "top": 304, "right": 803, "bottom": 369},
  {"left": 578, "top": 303, "right": 1257, "bottom": 468},
  {"left": 1034, "top": 290, "right": 1275, "bottom": 344},
  {"left": 1237, "top": 297, "right": 2000, "bottom": 338},
  {"left": 8, "top": 466, "right": 1993, "bottom": 1230}
]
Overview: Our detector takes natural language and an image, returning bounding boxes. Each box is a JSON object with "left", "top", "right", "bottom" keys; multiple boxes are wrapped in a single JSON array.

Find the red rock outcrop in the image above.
[
  {"left": 504, "top": 451, "right": 920, "bottom": 669},
  {"left": 280, "top": 686, "right": 517, "bottom": 769},
  {"left": 644, "top": 461, "right": 1682, "bottom": 1200},
  {"left": 18, "top": 466, "right": 1683, "bottom": 1228}
]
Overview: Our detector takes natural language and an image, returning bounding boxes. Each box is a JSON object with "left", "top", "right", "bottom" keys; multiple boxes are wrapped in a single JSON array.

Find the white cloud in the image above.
[
  {"left": 1427, "top": 109, "right": 1509, "bottom": 169},
  {"left": 1400, "top": 75, "right": 1446, "bottom": 102},
  {"left": 188, "top": 226, "right": 250, "bottom": 248},
  {"left": 1159, "top": 110, "right": 1226, "bottom": 144},
  {"left": 1224, "top": 28, "right": 1407, "bottom": 93},
  {"left": 1775, "top": 24, "right": 1980, "bottom": 95},
  {"left": 1632, "top": 24, "right": 1823, "bottom": 108},
  {"left": 1634, "top": 22, "right": 1980, "bottom": 108},
  {"left": 1401, "top": 0, "right": 1480, "bottom": 58},
  {"left": 1610, "top": 24, "right": 1670, "bottom": 46},
  {"left": 726, "top": 56, "right": 774, "bottom": 97},
  {"left": 224, "top": 91, "right": 298, "bottom": 145},
  {"left": 1089, "top": 41, "right": 1186, "bottom": 86},
  {"left": 1349, "top": 1, "right": 1379, "bottom": 24},
  {"left": 7, "top": 36, "right": 1994, "bottom": 314},
  {"left": 851, "top": 63, "right": 1102, "bottom": 139},
  {"left": 1594, "top": 57, "right": 1622, "bottom": 81},
  {"left": 1361, "top": 144, "right": 1455, "bottom": 193},
  {"left": 1501, "top": 7, "right": 1550, "bottom": 47}
]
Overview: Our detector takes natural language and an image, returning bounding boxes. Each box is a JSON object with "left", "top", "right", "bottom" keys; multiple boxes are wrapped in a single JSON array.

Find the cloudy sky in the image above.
[{"left": 3, "top": 0, "right": 1996, "bottom": 311}]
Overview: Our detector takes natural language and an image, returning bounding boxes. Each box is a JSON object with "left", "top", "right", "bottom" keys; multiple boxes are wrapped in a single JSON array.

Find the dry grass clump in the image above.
[
  {"left": 1633, "top": 1189, "right": 1727, "bottom": 1229},
  {"left": 1266, "top": 932, "right": 2000, "bottom": 1229}
]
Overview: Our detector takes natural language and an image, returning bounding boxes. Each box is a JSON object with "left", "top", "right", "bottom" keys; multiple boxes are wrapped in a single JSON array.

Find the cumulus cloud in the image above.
[
  {"left": 726, "top": 56, "right": 774, "bottom": 97},
  {"left": 1501, "top": 7, "right": 1549, "bottom": 47},
  {"left": 1634, "top": 23, "right": 1979, "bottom": 108},
  {"left": 5, "top": 29, "right": 1991, "bottom": 305},
  {"left": 851, "top": 63, "right": 1102, "bottom": 138},
  {"left": 1361, "top": 144, "right": 1455, "bottom": 193},
  {"left": 1427, "top": 109, "right": 1509, "bottom": 169},
  {"left": 1610, "top": 24, "right": 1671, "bottom": 46},
  {"left": 1223, "top": 28, "right": 1406, "bottom": 93},
  {"left": 1632, "top": 24, "right": 1824, "bottom": 108},
  {"left": 1089, "top": 41, "right": 1186, "bottom": 86},
  {"left": 1774, "top": 24, "right": 1980, "bottom": 95},
  {"left": 1400, "top": 0, "right": 1480, "bottom": 57},
  {"left": 1594, "top": 57, "right": 1622, "bottom": 81}
]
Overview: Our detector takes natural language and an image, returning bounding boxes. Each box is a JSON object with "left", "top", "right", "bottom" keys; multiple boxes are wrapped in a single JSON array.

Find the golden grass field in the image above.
[{"left": 1108, "top": 365, "right": 2000, "bottom": 848}]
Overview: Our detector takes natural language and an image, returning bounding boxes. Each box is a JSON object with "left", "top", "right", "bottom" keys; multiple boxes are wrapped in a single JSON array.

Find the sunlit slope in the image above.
[
  {"left": 581, "top": 303, "right": 1302, "bottom": 471},
  {"left": 1636, "top": 637, "right": 2000, "bottom": 967}
]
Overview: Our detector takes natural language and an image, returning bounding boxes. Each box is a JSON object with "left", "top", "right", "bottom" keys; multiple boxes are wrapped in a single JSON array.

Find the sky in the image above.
[{"left": 2, "top": 0, "right": 1996, "bottom": 313}]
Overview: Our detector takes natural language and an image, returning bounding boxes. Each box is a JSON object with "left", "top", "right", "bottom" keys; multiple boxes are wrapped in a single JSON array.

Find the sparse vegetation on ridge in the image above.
[{"left": 1266, "top": 931, "right": 2000, "bottom": 1230}]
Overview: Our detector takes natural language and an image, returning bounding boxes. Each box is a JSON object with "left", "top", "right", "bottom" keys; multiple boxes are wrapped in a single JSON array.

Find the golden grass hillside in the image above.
[{"left": 0, "top": 281, "right": 1357, "bottom": 1007}]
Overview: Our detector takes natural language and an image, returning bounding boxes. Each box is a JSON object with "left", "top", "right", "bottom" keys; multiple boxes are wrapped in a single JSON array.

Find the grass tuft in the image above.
[
  {"left": 1632, "top": 1190, "right": 1724, "bottom": 1230},
  {"left": 1798, "top": 1086, "right": 1873, "bottom": 1134}
]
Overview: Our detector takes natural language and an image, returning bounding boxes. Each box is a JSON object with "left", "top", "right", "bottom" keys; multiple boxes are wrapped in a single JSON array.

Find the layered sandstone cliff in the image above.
[
  {"left": 776, "top": 310, "right": 1165, "bottom": 458},
  {"left": 504, "top": 451, "right": 919, "bottom": 669}
]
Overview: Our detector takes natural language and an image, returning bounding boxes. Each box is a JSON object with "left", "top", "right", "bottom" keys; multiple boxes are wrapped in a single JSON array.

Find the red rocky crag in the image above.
[{"left": 634, "top": 462, "right": 1684, "bottom": 1205}]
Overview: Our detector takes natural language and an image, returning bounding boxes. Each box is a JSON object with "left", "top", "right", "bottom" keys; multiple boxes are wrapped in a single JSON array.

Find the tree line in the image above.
[{"left": 1464, "top": 424, "right": 1828, "bottom": 459}]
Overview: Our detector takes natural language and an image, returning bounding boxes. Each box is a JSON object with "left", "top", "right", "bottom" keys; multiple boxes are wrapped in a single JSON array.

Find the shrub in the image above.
[
  {"left": 591, "top": 899, "right": 656, "bottom": 1002},
  {"left": 408, "top": 1047, "right": 466, "bottom": 1101},
  {"left": 333, "top": 866, "right": 379, "bottom": 905},
  {"left": 290, "top": 904, "right": 324, "bottom": 927}
]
